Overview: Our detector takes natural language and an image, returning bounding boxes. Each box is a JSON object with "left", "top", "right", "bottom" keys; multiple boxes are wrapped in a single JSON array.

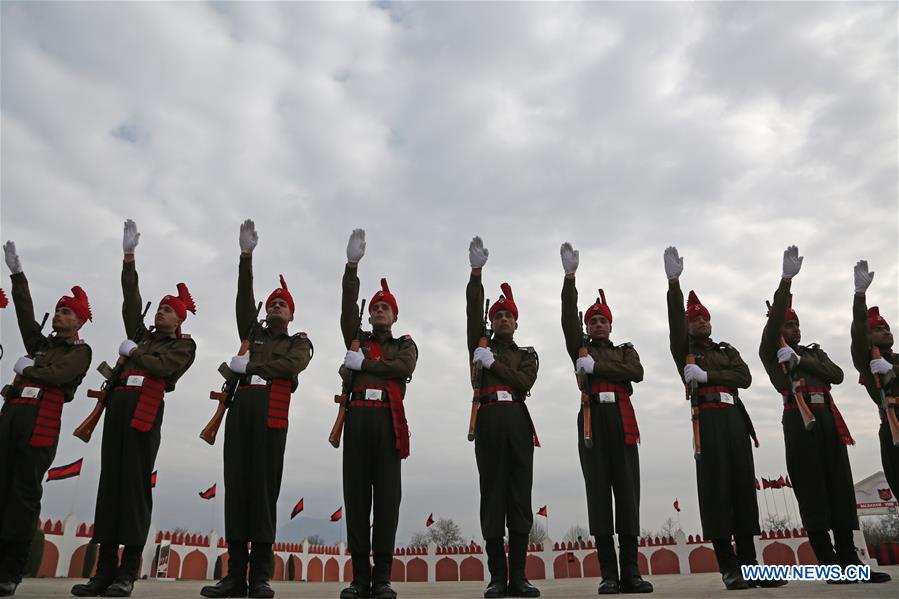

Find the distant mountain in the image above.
[{"left": 276, "top": 515, "right": 346, "bottom": 545}]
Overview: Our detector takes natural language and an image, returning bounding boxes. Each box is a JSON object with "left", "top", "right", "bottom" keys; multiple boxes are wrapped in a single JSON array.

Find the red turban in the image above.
[
  {"left": 869, "top": 306, "right": 890, "bottom": 331},
  {"left": 685, "top": 290, "right": 710, "bottom": 321},
  {"left": 489, "top": 282, "right": 518, "bottom": 321},
  {"left": 584, "top": 288, "right": 613, "bottom": 325},
  {"left": 0, "top": 289, "right": 7, "bottom": 309},
  {"left": 370, "top": 278, "right": 398, "bottom": 318},
  {"left": 56, "top": 286, "right": 92, "bottom": 324},
  {"left": 266, "top": 275, "right": 295, "bottom": 314},
  {"left": 160, "top": 283, "right": 196, "bottom": 322}
]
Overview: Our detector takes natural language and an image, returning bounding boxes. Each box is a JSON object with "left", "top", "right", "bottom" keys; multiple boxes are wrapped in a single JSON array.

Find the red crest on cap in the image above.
[
  {"left": 160, "top": 282, "right": 197, "bottom": 322},
  {"left": 56, "top": 286, "right": 92, "bottom": 324},
  {"left": 0, "top": 288, "right": 7, "bottom": 309},
  {"left": 370, "top": 278, "right": 398, "bottom": 319},
  {"left": 584, "top": 289, "right": 613, "bottom": 325},
  {"left": 685, "top": 290, "right": 710, "bottom": 321},
  {"left": 266, "top": 274, "right": 295, "bottom": 314},
  {"left": 869, "top": 306, "right": 890, "bottom": 331},
  {"left": 489, "top": 282, "right": 518, "bottom": 321}
]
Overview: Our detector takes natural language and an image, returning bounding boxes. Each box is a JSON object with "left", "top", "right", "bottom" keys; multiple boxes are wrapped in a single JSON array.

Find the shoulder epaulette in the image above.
[
  {"left": 717, "top": 341, "right": 734, "bottom": 351},
  {"left": 179, "top": 333, "right": 192, "bottom": 340},
  {"left": 805, "top": 343, "right": 820, "bottom": 350},
  {"left": 74, "top": 338, "right": 87, "bottom": 345},
  {"left": 399, "top": 334, "right": 413, "bottom": 342},
  {"left": 520, "top": 346, "right": 537, "bottom": 355},
  {"left": 617, "top": 342, "right": 634, "bottom": 349},
  {"left": 293, "top": 331, "right": 308, "bottom": 339}
]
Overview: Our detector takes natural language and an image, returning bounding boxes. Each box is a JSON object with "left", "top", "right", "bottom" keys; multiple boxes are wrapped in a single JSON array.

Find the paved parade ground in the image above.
[{"left": 12, "top": 568, "right": 899, "bottom": 599}]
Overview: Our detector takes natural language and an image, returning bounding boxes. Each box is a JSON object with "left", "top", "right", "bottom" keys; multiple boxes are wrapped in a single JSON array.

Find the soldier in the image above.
[
  {"left": 72, "top": 220, "right": 197, "bottom": 598},
  {"left": 467, "top": 237, "right": 540, "bottom": 599},
  {"left": 0, "top": 242, "right": 92, "bottom": 597},
  {"left": 339, "top": 229, "right": 416, "bottom": 599},
  {"left": 663, "top": 247, "right": 764, "bottom": 591},
  {"left": 851, "top": 261, "right": 899, "bottom": 526},
  {"left": 559, "top": 243, "right": 652, "bottom": 594},
  {"left": 201, "top": 220, "right": 313, "bottom": 599},
  {"left": 759, "top": 247, "right": 889, "bottom": 583}
]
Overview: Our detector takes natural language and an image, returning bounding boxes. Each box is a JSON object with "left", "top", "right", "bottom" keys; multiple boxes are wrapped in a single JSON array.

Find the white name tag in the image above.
[
  {"left": 249, "top": 375, "right": 268, "bottom": 386},
  {"left": 719, "top": 392, "right": 734, "bottom": 405},
  {"left": 126, "top": 375, "right": 145, "bottom": 387},
  {"left": 598, "top": 392, "right": 617, "bottom": 404},
  {"left": 496, "top": 390, "right": 514, "bottom": 402},
  {"left": 365, "top": 389, "right": 383, "bottom": 401},
  {"left": 20, "top": 386, "right": 41, "bottom": 399},
  {"left": 809, "top": 393, "right": 825, "bottom": 405}
]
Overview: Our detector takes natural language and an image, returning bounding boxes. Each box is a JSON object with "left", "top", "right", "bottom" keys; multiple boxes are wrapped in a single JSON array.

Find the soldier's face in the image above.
[
  {"left": 52, "top": 306, "right": 83, "bottom": 334},
  {"left": 781, "top": 320, "right": 801, "bottom": 345},
  {"left": 871, "top": 324, "right": 893, "bottom": 348},
  {"left": 369, "top": 301, "right": 395, "bottom": 330},
  {"left": 154, "top": 304, "right": 182, "bottom": 334},
  {"left": 587, "top": 314, "right": 611, "bottom": 341},
  {"left": 492, "top": 310, "right": 517, "bottom": 337},
  {"left": 687, "top": 315, "right": 711, "bottom": 339},
  {"left": 266, "top": 298, "right": 293, "bottom": 324}
]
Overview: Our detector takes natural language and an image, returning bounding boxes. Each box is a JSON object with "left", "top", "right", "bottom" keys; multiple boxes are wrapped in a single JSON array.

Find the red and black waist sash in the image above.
[
  {"left": 360, "top": 340, "right": 410, "bottom": 459},
  {"left": 780, "top": 384, "right": 854, "bottom": 445},
  {"left": 9, "top": 383, "right": 65, "bottom": 447},
  {"left": 587, "top": 381, "right": 640, "bottom": 445},
  {"left": 117, "top": 370, "right": 166, "bottom": 432},
  {"left": 477, "top": 384, "right": 541, "bottom": 448},
  {"left": 236, "top": 378, "right": 293, "bottom": 429}
]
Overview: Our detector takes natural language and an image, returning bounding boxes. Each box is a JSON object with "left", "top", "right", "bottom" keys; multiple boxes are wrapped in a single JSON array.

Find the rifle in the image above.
[
  {"left": 577, "top": 311, "right": 594, "bottom": 449},
  {"left": 767, "top": 301, "right": 815, "bottom": 431},
  {"left": 74, "top": 302, "right": 152, "bottom": 442},
  {"left": 200, "top": 301, "right": 264, "bottom": 445},
  {"left": 686, "top": 337, "right": 701, "bottom": 460},
  {"left": 467, "top": 299, "right": 491, "bottom": 442},
  {"left": 329, "top": 299, "right": 366, "bottom": 448},
  {"left": 871, "top": 346, "right": 899, "bottom": 447},
  {"left": 0, "top": 312, "right": 50, "bottom": 399}
]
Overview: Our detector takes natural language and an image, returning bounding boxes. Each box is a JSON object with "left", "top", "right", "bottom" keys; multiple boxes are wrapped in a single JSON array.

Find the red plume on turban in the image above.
[
  {"left": 685, "top": 290, "right": 710, "bottom": 321},
  {"left": 0, "top": 288, "right": 7, "bottom": 309},
  {"left": 266, "top": 274, "right": 295, "bottom": 314},
  {"left": 56, "top": 286, "right": 92, "bottom": 323},
  {"left": 489, "top": 282, "right": 519, "bottom": 321},
  {"left": 369, "top": 278, "right": 398, "bottom": 318},
  {"left": 584, "top": 288, "right": 613, "bottom": 325}
]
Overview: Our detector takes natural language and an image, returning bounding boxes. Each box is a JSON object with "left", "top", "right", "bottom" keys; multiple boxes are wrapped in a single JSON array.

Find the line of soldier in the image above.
[{"left": 0, "top": 223, "right": 895, "bottom": 598}]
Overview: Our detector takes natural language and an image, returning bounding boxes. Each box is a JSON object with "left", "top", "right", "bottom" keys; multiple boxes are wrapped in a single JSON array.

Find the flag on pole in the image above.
[
  {"left": 755, "top": 478, "right": 761, "bottom": 490},
  {"left": 151, "top": 471, "right": 157, "bottom": 488},
  {"left": 673, "top": 499, "right": 680, "bottom": 512},
  {"left": 330, "top": 507, "right": 343, "bottom": 522},
  {"left": 46, "top": 458, "right": 83, "bottom": 481},
  {"left": 426, "top": 513, "right": 434, "bottom": 527},
  {"left": 291, "top": 498, "right": 304, "bottom": 519},
  {"left": 537, "top": 506, "right": 548, "bottom": 517},
  {"left": 785, "top": 476, "right": 793, "bottom": 488},
  {"left": 773, "top": 476, "right": 786, "bottom": 489},
  {"left": 762, "top": 477, "right": 771, "bottom": 490},
  {"left": 199, "top": 483, "right": 216, "bottom": 500}
]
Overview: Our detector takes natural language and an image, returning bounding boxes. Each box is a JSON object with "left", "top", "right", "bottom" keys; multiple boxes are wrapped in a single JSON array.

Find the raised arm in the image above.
[
  {"left": 850, "top": 260, "right": 874, "bottom": 371},
  {"left": 467, "top": 236, "right": 489, "bottom": 353},
  {"left": 4, "top": 241, "right": 44, "bottom": 353},
  {"left": 236, "top": 219, "right": 259, "bottom": 339},
  {"left": 341, "top": 229, "right": 366, "bottom": 348},
  {"left": 760, "top": 278, "right": 792, "bottom": 364},
  {"left": 121, "top": 219, "right": 148, "bottom": 339},
  {"left": 560, "top": 242, "right": 582, "bottom": 363}
]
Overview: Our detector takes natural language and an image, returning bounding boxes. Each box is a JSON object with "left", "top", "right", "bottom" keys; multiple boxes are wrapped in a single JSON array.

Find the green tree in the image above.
[{"left": 409, "top": 518, "right": 464, "bottom": 547}]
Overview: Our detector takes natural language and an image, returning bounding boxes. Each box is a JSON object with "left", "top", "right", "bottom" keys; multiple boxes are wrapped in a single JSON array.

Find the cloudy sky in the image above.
[{"left": 2, "top": 2, "right": 896, "bottom": 546}]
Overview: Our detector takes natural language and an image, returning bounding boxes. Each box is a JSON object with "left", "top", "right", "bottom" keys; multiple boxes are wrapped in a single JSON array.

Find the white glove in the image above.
[
  {"left": 469, "top": 236, "right": 489, "bottom": 268},
  {"left": 777, "top": 346, "right": 800, "bottom": 366},
  {"left": 346, "top": 229, "right": 366, "bottom": 263},
  {"left": 576, "top": 355, "right": 595, "bottom": 374},
  {"left": 13, "top": 356, "right": 33, "bottom": 375},
  {"left": 782, "top": 245, "right": 803, "bottom": 279},
  {"left": 118, "top": 340, "right": 138, "bottom": 357},
  {"left": 472, "top": 346, "right": 495, "bottom": 369},
  {"left": 3, "top": 241, "right": 22, "bottom": 274},
  {"left": 664, "top": 246, "right": 683, "bottom": 280},
  {"left": 229, "top": 353, "right": 250, "bottom": 374},
  {"left": 560, "top": 242, "right": 579, "bottom": 275},
  {"left": 871, "top": 357, "right": 893, "bottom": 376},
  {"left": 344, "top": 349, "right": 364, "bottom": 371},
  {"left": 239, "top": 219, "right": 258, "bottom": 254},
  {"left": 854, "top": 260, "right": 874, "bottom": 294},
  {"left": 123, "top": 219, "right": 141, "bottom": 254},
  {"left": 683, "top": 363, "right": 708, "bottom": 384}
]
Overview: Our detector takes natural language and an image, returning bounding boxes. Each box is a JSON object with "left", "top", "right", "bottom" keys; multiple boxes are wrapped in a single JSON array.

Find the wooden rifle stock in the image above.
[
  {"left": 686, "top": 353, "right": 701, "bottom": 460},
  {"left": 577, "top": 311, "right": 593, "bottom": 448},
  {"left": 330, "top": 299, "right": 366, "bottom": 448},
  {"left": 779, "top": 337, "right": 815, "bottom": 431},
  {"left": 872, "top": 347, "right": 899, "bottom": 447},
  {"left": 468, "top": 299, "right": 490, "bottom": 442}
]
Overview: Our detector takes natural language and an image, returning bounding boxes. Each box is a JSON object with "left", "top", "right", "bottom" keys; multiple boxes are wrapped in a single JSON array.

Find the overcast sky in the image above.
[{"left": 1, "top": 1, "right": 897, "bottom": 546}]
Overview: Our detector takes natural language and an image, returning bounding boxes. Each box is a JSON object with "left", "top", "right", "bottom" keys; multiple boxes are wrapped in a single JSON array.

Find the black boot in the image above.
[
  {"left": 0, "top": 539, "right": 30, "bottom": 596},
  {"left": 202, "top": 541, "right": 249, "bottom": 598},
  {"left": 71, "top": 543, "right": 118, "bottom": 597},
  {"left": 483, "top": 538, "right": 507, "bottom": 598},
  {"left": 248, "top": 543, "right": 274, "bottom": 598},
  {"left": 807, "top": 530, "right": 836, "bottom": 565},
  {"left": 618, "top": 536, "right": 652, "bottom": 593},
  {"left": 595, "top": 536, "right": 619, "bottom": 594},
  {"left": 340, "top": 553, "right": 371, "bottom": 599},
  {"left": 833, "top": 529, "right": 892, "bottom": 584},
  {"left": 734, "top": 536, "right": 785, "bottom": 588},
  {"left": 712, "top": 539, "right": 747, "bottom": 590},
  {"left": 370, "top": 552, "right": 396, "bottom": 599},
  {"left": 507, "top": 532, "right": 539, "bottom": 597}
]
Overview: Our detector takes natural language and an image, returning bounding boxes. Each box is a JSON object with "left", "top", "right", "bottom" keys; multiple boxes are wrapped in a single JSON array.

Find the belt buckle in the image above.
[
  {"left": 809, "top": 393, "right": 825, "bottom": 405},
  {"left": 719, "top": 392, "right": 734, "bottom": 405},
  {"left": 496, "top": 390, "right": 513, "bottom": 402},
  {"left": 248, "top": 375, "right": 268, "bottom": 387},
  {"left": 20, "top": 386, "right": 41, "bottom": 399},
  {"left": 365, "top": 388, "right": 383, "bottom": 401},
  {"left": 598, "top": 391, "right": 616, "bottom": 404},
  {"left": 126, "top": 375, "right": 145, "bottom": 387}
]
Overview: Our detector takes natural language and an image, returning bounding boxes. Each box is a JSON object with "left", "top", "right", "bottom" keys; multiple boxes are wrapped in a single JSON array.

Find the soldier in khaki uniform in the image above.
[
  {"left": 559, "top": 243, "right": 652, "bottom": 594},
  {"left": 467, "top": 237, "right": 540, "bottom": 599},
  {"left": 73, "top": 221, "right": 197, "bottom": 598},
  {"left": 663, "top": 247, "right": 762, "bottom": 591},
  {"left": 0, "top": 242, "right": 92, "bottom": 597},
  {"left": 340, "top": 229, "right": 416, "bottom": 599},
  {"left": 202, "top": 220, "right": 313, "bottom": 599}
]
